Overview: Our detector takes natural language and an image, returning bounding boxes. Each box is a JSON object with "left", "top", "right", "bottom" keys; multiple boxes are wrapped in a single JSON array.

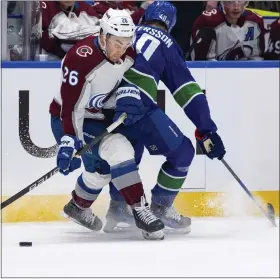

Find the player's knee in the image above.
[
  {"left": 178, "top": 137, "right": 195, "bottom": 168},
  {"left": 81, "top": 171, "right": 111, "bottom": 190},
  {"left": 98, "top": 133, "right": 135, "bottom": 166},
  {"left": 169, "top": 137, "right": 195, "bottom": 171},
  {"left": 75, "top": 171, "right": 111, "bottom": 202}
]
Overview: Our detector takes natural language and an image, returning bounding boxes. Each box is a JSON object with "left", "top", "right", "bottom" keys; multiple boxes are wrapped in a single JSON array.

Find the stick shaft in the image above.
[
  {"left": 1, "top": 167, "right": 59, "bottom": 209},
  {"left": 1, "top": 113, "right": 127, "bottom": 210},
  {"left": 221, "top": 158, "right": 276, "bottom": 226}
]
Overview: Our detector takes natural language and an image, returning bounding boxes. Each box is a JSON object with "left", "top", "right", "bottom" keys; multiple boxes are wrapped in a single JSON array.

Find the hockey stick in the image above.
[
  {"left": 1, "top": 112, "right": 127, "bottom": 210},
  {"left": 221, "top": 158, "right": 277, "bottom": 227},
  {"left": 185, "top": 27, "right": 216, "bottom": 59}
]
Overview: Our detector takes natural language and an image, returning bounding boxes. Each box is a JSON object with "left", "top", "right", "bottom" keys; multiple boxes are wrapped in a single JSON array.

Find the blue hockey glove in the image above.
[
  {"left": 57, "top": 135, "right": 83, "bottom": 175},
  {"left": 195, "top": 130, "right": 226, "bottom": 160},
  {"left": 113, "top": 85, "right": 146, "bottom": 126}
]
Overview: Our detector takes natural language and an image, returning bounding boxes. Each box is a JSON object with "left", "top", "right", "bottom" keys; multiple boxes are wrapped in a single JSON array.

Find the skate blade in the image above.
[
  {"left": 164, "top": 226, "right": 191, "bottom": 235},
  {"left": 103, "top": 221, "right": 136, "bottom": 234},
  {"left": 142, "top": 230, "right": 164, "bottom": 240},
  {"left": 61, "top": 211, "right": 101, "bottom": 232}
]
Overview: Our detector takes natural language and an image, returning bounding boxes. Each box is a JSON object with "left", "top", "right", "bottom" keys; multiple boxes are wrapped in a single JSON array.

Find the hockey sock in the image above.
[
  {"left": 111, "top": 159, "right": 144, "bottom": 206},
  {"left": 72, "top": 190, "right": 95, "bottom": 208},
  {"left": 152, "top": 161, "right": 188, "bottom": 207}
]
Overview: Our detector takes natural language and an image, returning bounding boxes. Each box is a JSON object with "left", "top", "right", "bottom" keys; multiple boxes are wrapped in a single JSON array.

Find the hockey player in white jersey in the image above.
[
  {"left": 62, "top": 1, "right": 224, "bottom": 235},
  {"left": 49, "top": 8, "right": 164, "bottom": 240},
  {"left": 192, "top": 1, "right": 265, "bottom": 60}
]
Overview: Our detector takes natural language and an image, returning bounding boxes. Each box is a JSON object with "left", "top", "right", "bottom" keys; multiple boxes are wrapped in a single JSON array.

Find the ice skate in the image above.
[
  {"left": 103, "top": 199, "right": 136, "bottom": 233},
  {"left": 133, "top": 197, "right": 165, "bottom": 240},
  {"left": 63, "top": 199, "right": 103, "bottom": 231},
  {"left": 151, "top": 203, "right": 191, "bottom": 234}
]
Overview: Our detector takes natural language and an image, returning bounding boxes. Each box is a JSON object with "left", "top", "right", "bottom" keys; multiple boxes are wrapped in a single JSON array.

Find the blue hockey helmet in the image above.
[{"left": 144, "top": 1, "right": 177, "bottom": 33}]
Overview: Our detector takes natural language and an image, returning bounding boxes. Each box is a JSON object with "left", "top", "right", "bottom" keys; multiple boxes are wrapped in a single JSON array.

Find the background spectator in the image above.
[
  {"left": 203, "top": 1, "right": 280, "bottom": 14},
  {"left": 41, "top": 1, "right": 153, "bottom": 60},
  {"left": 191, "top": 1, "right": 265, "bottom": 60},
  {"left": 41, "top": 1, "right": 99, "bottom": 60},
  {"left": 92, "top": 1, "right": 153, "bottom": 24},
  {"left": 264, "top": 18, "right": 280, "bottom": 60},
  {"left": 205, "top": 1, "right": 218, "bottom": 11},
  {"left": 6, "top": 1, "right": 23, "bottom": 60},
  {"left": 3, "top": 0, "right": 279, "bottom": 61}
]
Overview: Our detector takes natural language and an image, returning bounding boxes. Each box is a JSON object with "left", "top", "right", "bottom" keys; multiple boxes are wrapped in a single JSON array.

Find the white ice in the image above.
[{"left": 1, "top": 217, "right": 279, "bottom": 277}]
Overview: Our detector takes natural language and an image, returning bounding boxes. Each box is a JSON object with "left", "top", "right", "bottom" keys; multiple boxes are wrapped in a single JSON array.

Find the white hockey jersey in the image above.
[
  {"left": 49, "top": 35, "right": 134, "bottom": 140},
  {"left": 191, "top": 9, "right": 265, "bottom": 60}
]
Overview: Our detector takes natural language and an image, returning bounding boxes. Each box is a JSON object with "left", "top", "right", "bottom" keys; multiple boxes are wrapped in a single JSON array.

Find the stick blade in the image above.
[{"left": 267, "top": 203, "right": 277, "bottom": 227}]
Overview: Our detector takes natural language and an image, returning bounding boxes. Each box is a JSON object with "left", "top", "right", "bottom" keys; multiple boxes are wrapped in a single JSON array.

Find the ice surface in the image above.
[{"left": 1, "top": 217, "right": 279, "bottom": 277}]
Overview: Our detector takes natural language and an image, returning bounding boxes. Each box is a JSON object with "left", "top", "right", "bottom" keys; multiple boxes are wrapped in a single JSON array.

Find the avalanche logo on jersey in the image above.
[
  {"left": 76, "top": 45, "right": 93, "bottom": 57},
  {"left": 88, "top": 93, "right": 106, "bottom": 110},
  {"left": 244, "top": 27, "right": 254, "bottom": 41}
]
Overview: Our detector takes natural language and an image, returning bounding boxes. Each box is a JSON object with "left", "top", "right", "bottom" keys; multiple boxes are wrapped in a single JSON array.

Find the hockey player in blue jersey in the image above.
[
  {"left": 56, "top": 2, "right": 226, "bottom": 235},
  {"left": 103, "top": 1, "right": 226, "bottom": 233}
]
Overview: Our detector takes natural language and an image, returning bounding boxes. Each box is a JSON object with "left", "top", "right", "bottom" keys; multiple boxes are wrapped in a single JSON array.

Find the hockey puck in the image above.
[{"left": 19, "top": 242, "right": 32, "bottom": 247}]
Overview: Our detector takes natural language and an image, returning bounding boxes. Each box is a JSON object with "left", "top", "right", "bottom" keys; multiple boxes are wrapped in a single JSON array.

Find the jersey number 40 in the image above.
[{"left": 136, "top": 33, "right": 160, "bottom": 61}]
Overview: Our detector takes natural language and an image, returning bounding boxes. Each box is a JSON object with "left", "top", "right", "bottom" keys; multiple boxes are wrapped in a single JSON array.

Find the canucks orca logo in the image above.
[
  {"left": 88, "top": 93, "right": 107, "bottom": 109},
  {"left": 87, "top": 80, "right": 121, "bottom": 110}
]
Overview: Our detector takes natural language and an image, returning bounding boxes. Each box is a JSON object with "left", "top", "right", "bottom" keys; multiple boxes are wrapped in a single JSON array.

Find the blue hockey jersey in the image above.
[{"left": 124, "top": 25, "right": 217, "bottom": 134}]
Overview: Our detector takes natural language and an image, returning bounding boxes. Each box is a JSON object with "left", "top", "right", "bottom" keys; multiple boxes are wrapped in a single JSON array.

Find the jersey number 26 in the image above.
[{"left": 62, "top": 66, "right": 79, "bottom": 86}]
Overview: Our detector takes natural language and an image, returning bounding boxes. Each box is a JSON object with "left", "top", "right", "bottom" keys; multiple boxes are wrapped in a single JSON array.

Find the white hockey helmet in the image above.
[{"left": 100, "top": 8, "right": 135, "bottom": 38}]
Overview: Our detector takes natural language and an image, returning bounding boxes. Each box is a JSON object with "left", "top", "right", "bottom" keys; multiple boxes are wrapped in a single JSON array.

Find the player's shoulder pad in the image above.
[
  {"left": 196, "top": 9, "right": 225, "bottom": 28},
  {"left": 63, "top": 36, "right": 101, "bottom": 71},
  {"left": 244, "top": 10, "right": 264, "bottom": 26}
]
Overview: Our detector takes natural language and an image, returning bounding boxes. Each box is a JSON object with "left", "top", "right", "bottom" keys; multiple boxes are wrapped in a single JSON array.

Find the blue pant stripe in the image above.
[
  {"left": 111, "top": 159, "right": 137, "bottom": 179},
  {"left": 77, "top": 175, "right": 102, "bottom": 195}
]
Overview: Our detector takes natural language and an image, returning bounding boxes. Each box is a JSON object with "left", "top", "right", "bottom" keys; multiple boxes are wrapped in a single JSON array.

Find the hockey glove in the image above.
[
  {"left": 195, "top": 130, "right": 226, "bottom": 160},
  {"left": 113, "top": 85, "right": 146, "bottom": 126},
  {"left": 57, "top": 135, "right": 83, "bottom": 175}
]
